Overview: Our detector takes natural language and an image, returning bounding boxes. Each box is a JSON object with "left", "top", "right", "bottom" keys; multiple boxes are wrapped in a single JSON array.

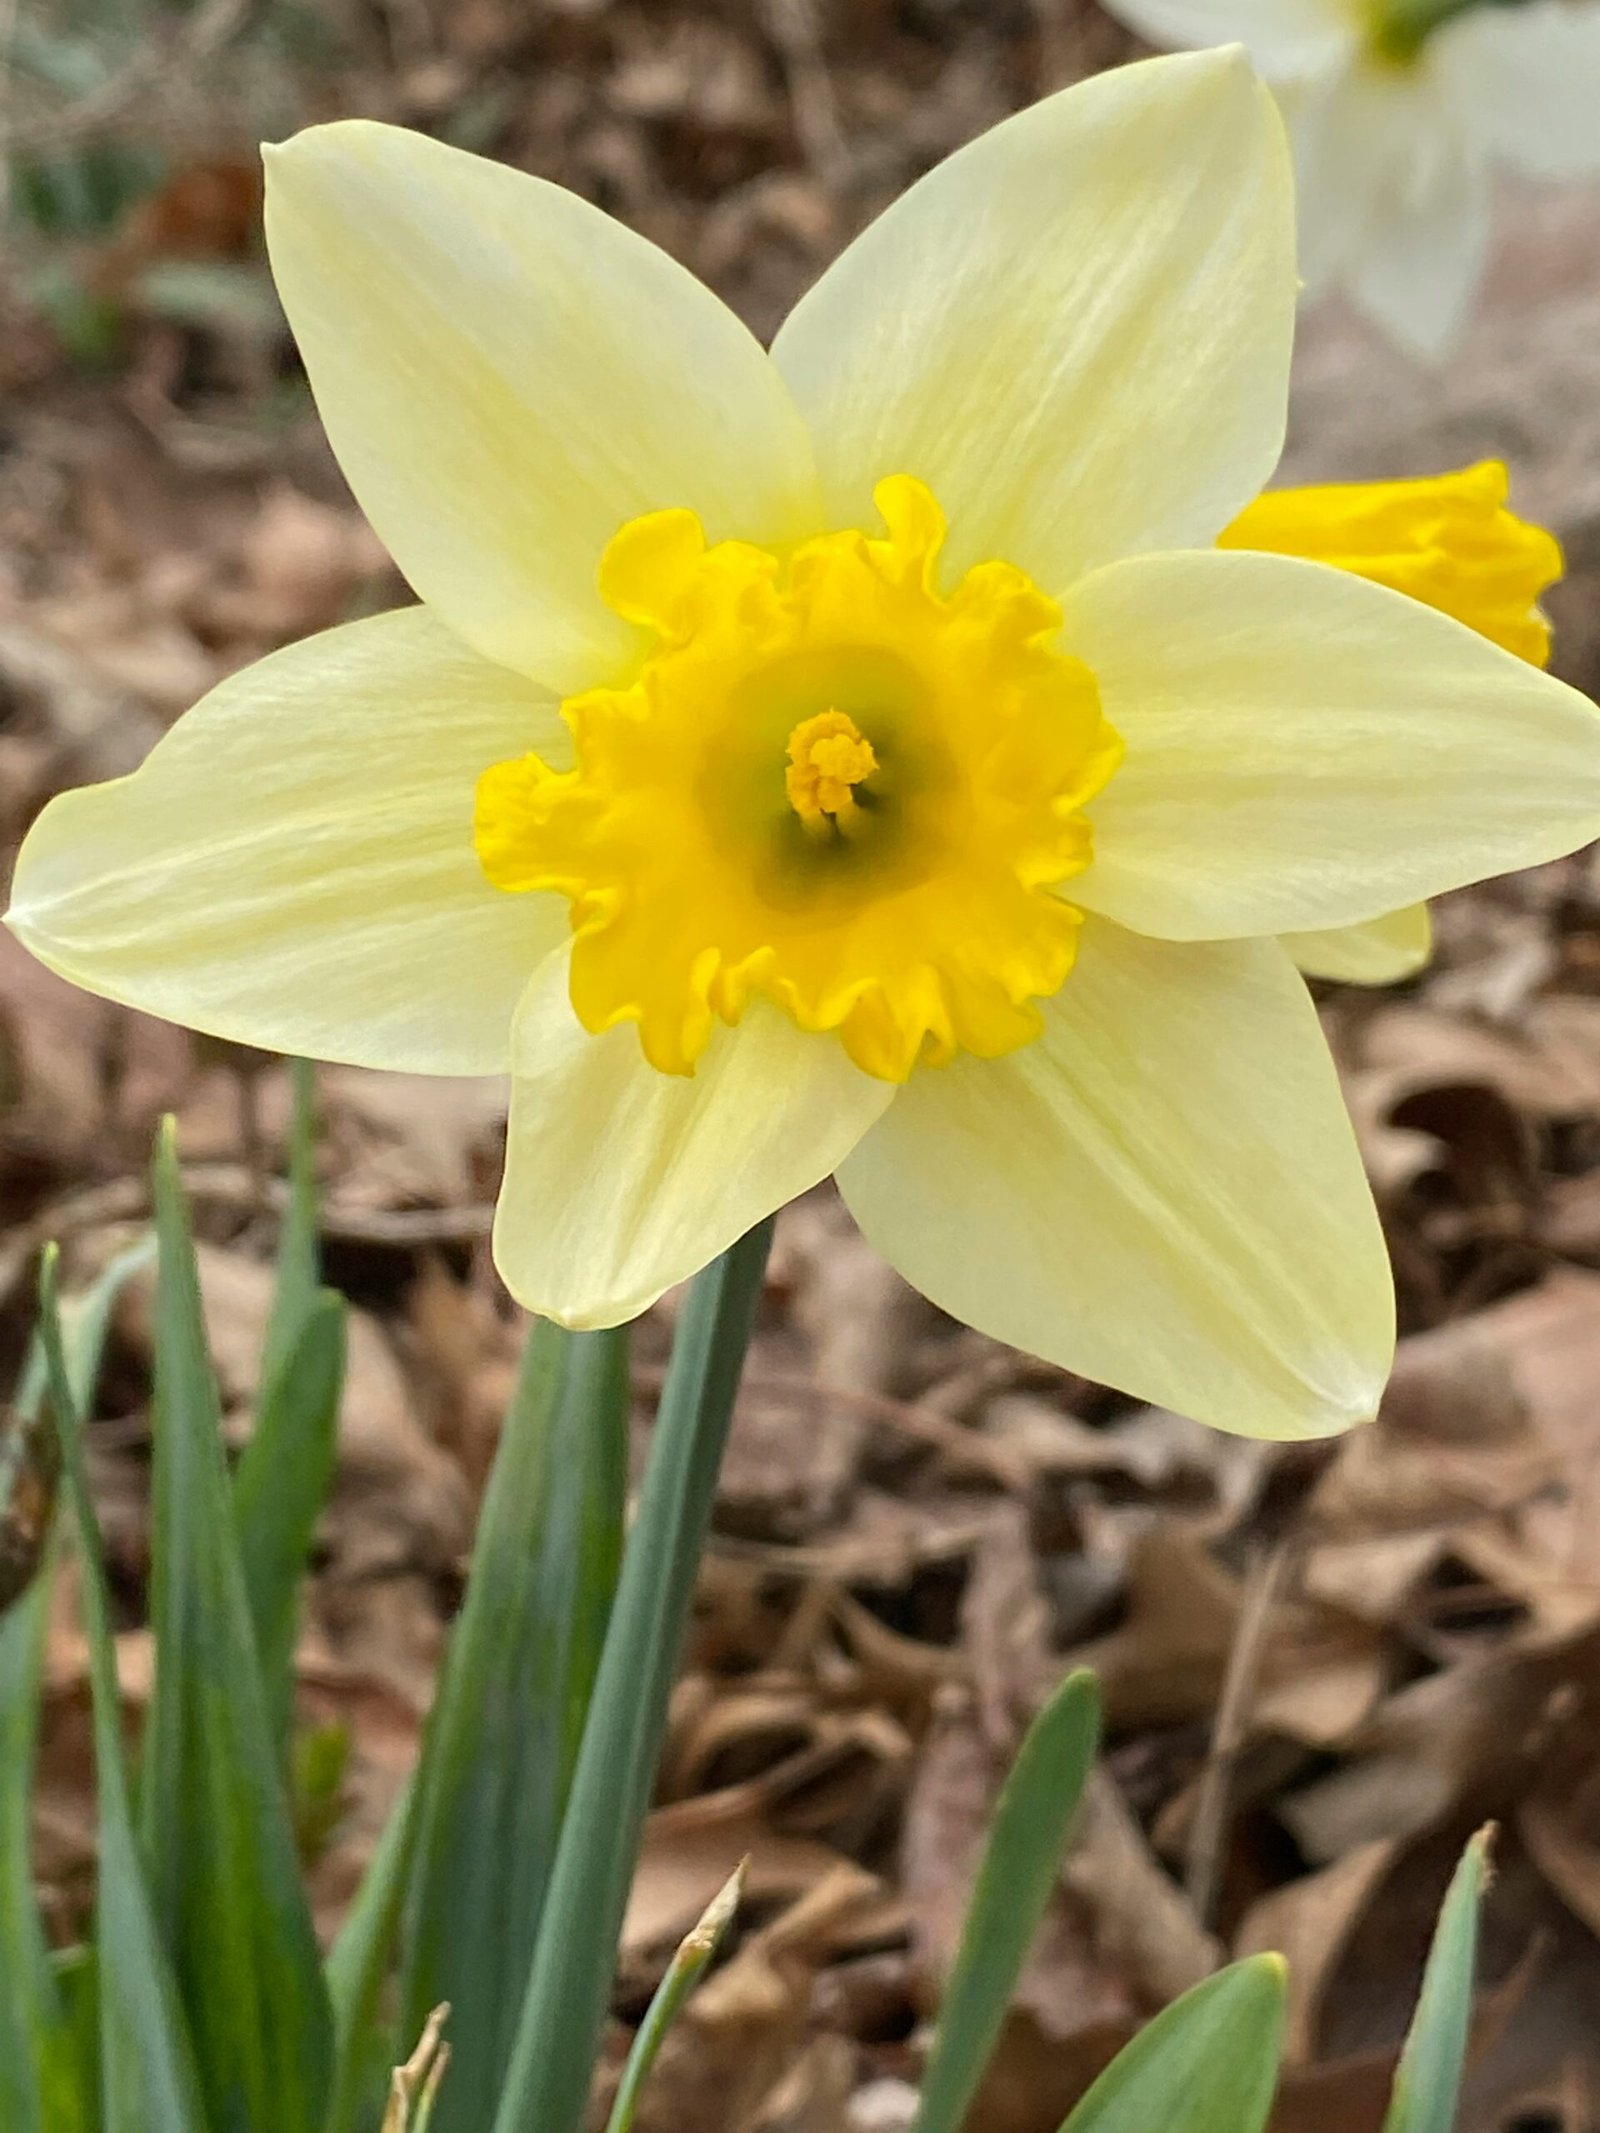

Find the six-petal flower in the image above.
[{"left": 10, "top": 50, "right": 1600, "bottom": 1441}]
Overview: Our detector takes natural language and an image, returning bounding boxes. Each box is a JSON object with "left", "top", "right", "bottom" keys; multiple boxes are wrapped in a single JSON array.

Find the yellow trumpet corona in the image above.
[{"left": 473, "top": 477, "right": 1119, "bottom": 1082}]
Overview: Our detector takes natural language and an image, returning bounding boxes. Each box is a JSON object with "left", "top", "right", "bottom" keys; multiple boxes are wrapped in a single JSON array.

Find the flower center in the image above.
[
  {"left": 473, "top": 475, "right": 1122, "bottom": 1082},
  {"left": 785, "top": 709, "right": 879, "bottom": 831},
  {"left": 1362, "top": 0, "right": 1499, "bottom": 66}
]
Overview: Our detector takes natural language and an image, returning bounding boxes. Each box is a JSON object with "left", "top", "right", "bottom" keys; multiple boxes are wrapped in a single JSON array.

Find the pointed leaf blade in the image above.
[
  {"left": 400, "top": 1317, "right": 629, "bottom": 2133},
  {"left": 234, "top": 1291, "right": 346, "bottom": 1745},
  {"left": 1061, "top": 1955, "right": 1287, "bottom": 2133},
  {"left": 258, "top": 1058, "right": 321, "bottom": 1400},
  {"left": 38, "top": 1247, "right": 209, "bottom": 2133},
  {"left": 912, "top": 1670, "right": 1102, "bottom": 2133},
  {"left": 491, "top": 1223, "right": 773, "bottom": 2133},
  {"left": 140, "top": 1122, "right": 333, "bottom": 2133},
  {"left": 235, "top": 1058, "right": 339, "bottom": 1746},
  {"left": 1381, "top": 1830, "right": 1492, "bottom": 2133},
  {"left": 0, "top": 1564, "right": 76, "bottom": 2133},
  {"left": 323, "top": 1773, "right": 421, "bottom": 2133},
  {"left": 1, "top": 1239, "right": 154, "bottom": 2133}
]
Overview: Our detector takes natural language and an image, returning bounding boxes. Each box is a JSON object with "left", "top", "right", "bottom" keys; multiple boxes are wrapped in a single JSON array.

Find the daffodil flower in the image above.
[
  {"left": 11, "top": 51, "right": 1600, "bottom": 1441},
  {"left": 1223, "top": 457, "right": 1563, "bottom": 981},
  {"left": 1103, "top": 0, "right": 1600, "bottom": 358}
]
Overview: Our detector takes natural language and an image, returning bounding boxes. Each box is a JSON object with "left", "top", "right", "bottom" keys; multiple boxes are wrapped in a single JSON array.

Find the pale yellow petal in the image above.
[
  {"left": 1285, "top": 905, "right": 1432, "bottom": 985},
  {"left": 494, "top": 959, "right": 894, "bottom": 1327},
  {"left": 771, "top": 50, "right": 1295, "bottom": 592},
  {"left": 265, "top": 122, "right": 818, "bottom": 696},
  {"left": 7, "top": 608, "right": 563, "bottom": 1073},
  {"left": 838, "top": 924, "right": 1392, "bottom": 1441},
  {"left": 1066, "top": 550, "right": 1600, "bottom": 940}
]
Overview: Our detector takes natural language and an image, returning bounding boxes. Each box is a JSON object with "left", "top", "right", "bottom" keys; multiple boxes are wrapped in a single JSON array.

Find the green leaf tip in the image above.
[
  {"left": 911, "top": 1666, "right": 1101, "bottom": 2133},
  {"left": 692, "top": 1858, "right": 747, "bottom": 1949},
  {"left": 1381, "top": 1826, "right": 1493, "bottom": 2133},
  {"left": 602, "top": 1858, "right": 747, "bottom": 2133},
  {"left": 1059, "top": 1953, "right": 1287, "bottom": 2133}
]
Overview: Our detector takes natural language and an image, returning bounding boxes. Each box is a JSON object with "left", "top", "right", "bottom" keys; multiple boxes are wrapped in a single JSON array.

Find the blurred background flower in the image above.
[{"left": 1101, "top": 0, "right": 1600, "bottom": 357}]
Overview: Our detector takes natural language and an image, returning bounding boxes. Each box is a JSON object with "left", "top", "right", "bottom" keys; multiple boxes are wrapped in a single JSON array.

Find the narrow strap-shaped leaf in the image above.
[
  {"left": 1, "top": 1239, "right": 155, "bottom": 2133},
  {"left": 235, "top": 1058, "right": 340, "bottom": 1745},
  {"left": 233, "top": 1292, "right": 347, "bottom": 1745},
  {"left": 324, "top": 1772, "right": 422, "bottom": 2133},
  {"left": 1381, "top": 1830, "right": 1492, "bottom": 2133},
  {"left": 47, "top": 1945, "right": 99, "bottom": 2099},
  {"left": 0, "top": 1553, "right": 75, "bottom": 2133},
  {"left": 140, "top": 1121, "right": 334, "bottom": 2133},
  {"left": 492, "top": 1220, "right": 774, "bottom": 2133},
  {"left": 38, "top": 1246, "right": 210, "bottom": 2133},
  {"left": 257, "top": 1057, "right": 321, "bottom": 1402},
  {"left": 603, "top": 1862, "right": 743, "bottom": 2133},
  {"left": 912, "top": 1670, "right": 1101, "bottom": 2133},
  {"left": 400, "top": 1318, "right": 629, "bottom": 2133},
  {"left": 1060, "top": 1955, "right": 1287, "bottom": 2133},
  {"left": 16, "top": 1234, "right": 156, "bottom": 1423}
]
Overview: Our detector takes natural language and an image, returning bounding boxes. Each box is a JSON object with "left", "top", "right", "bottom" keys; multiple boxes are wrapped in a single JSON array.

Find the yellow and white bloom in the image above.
[
  {"left": 11, "top": 53, "right": 1600, "bottom": 1441},
  {"left": 1103, "top": 0, "right": 1600, "bottom": 358},
  {"left": 1223, "top": 457, "right": 1564, "bottom": 980}
]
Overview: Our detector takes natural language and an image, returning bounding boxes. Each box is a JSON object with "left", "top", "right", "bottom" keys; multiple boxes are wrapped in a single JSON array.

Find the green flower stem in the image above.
[{"left": 490, "top": 1220, "right": 775, "bottom": 2133}]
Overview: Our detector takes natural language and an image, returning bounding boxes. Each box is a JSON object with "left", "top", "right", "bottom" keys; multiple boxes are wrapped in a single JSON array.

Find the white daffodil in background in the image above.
[
  {"left": 11, "top": 51, "right": 1600, "bottom": 1442},
  {"left": 1102, "top": 0, "right": 1600, "bottom": 358}
]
